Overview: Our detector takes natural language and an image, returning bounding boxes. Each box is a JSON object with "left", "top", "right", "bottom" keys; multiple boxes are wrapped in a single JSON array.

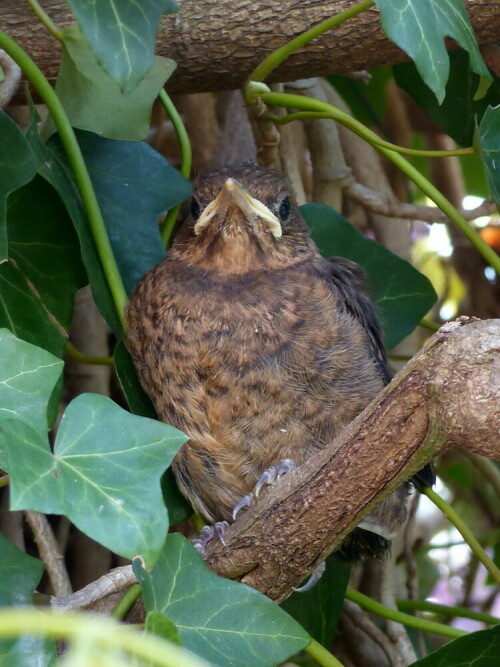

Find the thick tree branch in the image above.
[
  {"left": 204, "top": 318, "right": 500, "bottom": 602},
  {"left": 4, "top": 0, "right": 500, "bottom": 102}
]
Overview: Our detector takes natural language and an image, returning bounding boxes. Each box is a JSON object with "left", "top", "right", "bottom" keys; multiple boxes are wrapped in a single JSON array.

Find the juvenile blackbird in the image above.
[{"left": 126, "top": 162, "right": 433, "bottom": 558}]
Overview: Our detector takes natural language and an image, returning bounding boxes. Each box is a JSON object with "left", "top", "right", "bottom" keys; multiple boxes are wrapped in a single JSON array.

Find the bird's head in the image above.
[{"left": 170, "top": 163, "right": 316, "bottom": 275}]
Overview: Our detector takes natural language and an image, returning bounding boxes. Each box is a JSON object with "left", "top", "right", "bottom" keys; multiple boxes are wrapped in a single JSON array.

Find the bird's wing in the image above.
[
  {"left": 327, "top": 256, "right": 435, "bottom": 489},
  {"left": 326, "top": 256, "right": 391, "bottom": 384}
]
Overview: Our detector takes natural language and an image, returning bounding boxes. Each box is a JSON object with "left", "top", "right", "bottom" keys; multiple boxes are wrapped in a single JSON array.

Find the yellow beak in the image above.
[{"left": 193, "top": 178, "right": 282, "bottom": 239}]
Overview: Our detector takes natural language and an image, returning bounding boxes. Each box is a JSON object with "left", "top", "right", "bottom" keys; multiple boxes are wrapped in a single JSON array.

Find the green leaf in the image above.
[
  {"left": 477, "top": 105, "right": 500, "bottom": 203},
  {"left": 7, "top": 175, "right": 87, "bottom": 332},
  {"left": 281, "top": 554, "right": 350, "bottom": 647},
  {"left": 0, "top": 111, "right": 39, "bottom": 260},
  {"left": 375, "top": 0, "right": 490, "bottom": 104},
  {"left": 0, "top": 329, "right": 63, "bottom": 469},
  {"left": 135, "top": 533, "right": 310, "bottom": 667},
  {"left": 5, "top": 393, "right": 188, "bottom": 567},
  {"left": 409, "top": 625, "right": 500, "bottom": 666},
  {"left": 146, "top": 611, "right": 183, "bottom": 646},
  {"left": 0, "top": 535, "right": 56, "bottom": 666},
  {"left": 394, "top": 51, "right": 500, "bottom": 147},
  {"left": 114, "top": 338, "right": 157, "bottom": 419},
  {"left": 25, "top": 105, "right": 122, "bottom": 337},
  {"left": 66, "top": 0, "right": 178, "bottom": 93},
  {"left": 54, "top": 25, "right": 176, "bottom": 141},
  {"left": 51, "top": 129, "right": 192, "bottom": 296},
  {"left": 0, "top": 262, "right": 67, "bottom": 359},
  {"left": 301, "top": 204, "right": 437, "bottom": 348},
  {"left": 328, "top": 67, "right": 393, "bottom": 130}
]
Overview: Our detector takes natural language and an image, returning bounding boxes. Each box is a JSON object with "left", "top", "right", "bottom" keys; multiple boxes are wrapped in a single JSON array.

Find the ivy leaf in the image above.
[
  {"left": 375, "top": 0, "right": 490, "bottom": 103},
  {"left": 50, "top": 129, "right": 192, "bottom": 296},
  {"left": 0, "top": 111, "right": 39, "bottom": 260},
  {"left": 281, "top": 554, "right": 350, "bottom": 647},
  {"left": 7, "top": 175, "right": 87, "bottom": 332},
  {"left": 66, "top": 0, "right": 179, "bottom": 93},
  {"left": 409, "top": 625, "right": 500, "bottom": 666},
  {"left": 477, "top": 105, "right": 500, "bottom": 204},
  {"left": 146, "top": 611, "right": 183, "bottom": 646},
  {"left": 135, "top": 533, "right": 310, "bottom": 667},
  {"left": 54, "top": 25, "right": 176, "bottom": 141},
  {"left": 0, "top": 535, "right": 56, "bottom": 666},
  {"left": 394, "top": 51, "right": 500, "bottom": 147},
  {"left": 25, "top": 105, "right": 122, "bottom": 337},
  {"left": 301, "top": 204, "right": 437, "bottom": 349},
  {"left": 4, "top": 393, "right": 188, "bottom": 567},
  {"left": 0, "top": 329, "right": 63, "bottom": 470}
]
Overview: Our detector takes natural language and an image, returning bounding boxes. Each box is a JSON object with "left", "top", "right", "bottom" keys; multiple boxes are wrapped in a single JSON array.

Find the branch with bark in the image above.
[
  {"left": 202, "top": 318, "right": 500, "bottom": 603},
  {"left": 4, "top": 0, "right": 500, "bottom": 102}
]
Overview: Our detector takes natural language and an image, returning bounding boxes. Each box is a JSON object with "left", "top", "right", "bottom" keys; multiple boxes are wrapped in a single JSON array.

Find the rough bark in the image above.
[
  {"left": 202, "top": 318, "right": 500, "bottom": 602},
  {"left": 4, "top": 0, "right": 500, "bottom": 101}
]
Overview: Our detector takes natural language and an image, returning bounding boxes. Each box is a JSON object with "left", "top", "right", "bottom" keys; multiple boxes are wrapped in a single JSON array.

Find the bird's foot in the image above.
[
  {"left": 293, "top": 560, "right": 326, "bottom": 593},
  {"left": 192, "top": 520, "right": 230, "bottom": 556},
  {"left": 232, "top": 458, "right": 297, "bottom": 520}
]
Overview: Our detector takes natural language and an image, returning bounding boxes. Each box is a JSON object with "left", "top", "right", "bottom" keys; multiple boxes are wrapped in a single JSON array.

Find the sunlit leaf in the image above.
[
  {"left": 54, "top": 25, "right": 175, "bottom": 141},
  {"left": 135, "top": 533, "right": 310, "bottom": 667},
  {"left": 375, "top": 0, "right": 490, "bottom": 103},
  {"left": 5, "top": 393, "right": 188, "bottom": 567},
  {"left": 66, "top": 0, "right": 178, "bottom": 92}
]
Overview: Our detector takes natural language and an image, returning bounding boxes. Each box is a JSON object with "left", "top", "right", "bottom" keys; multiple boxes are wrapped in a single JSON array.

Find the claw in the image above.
[
  {"left": 255, "top": 458, "right": 296, "bottom": 497},
  {"left": 293, "top": 560, "right": 326, "bottom": 593},
  {"left": 192, "top": 521, "right": 230, "bottom": 554},
  {"left": 232, "top": 494, "right": 253, "bottom": 521}
]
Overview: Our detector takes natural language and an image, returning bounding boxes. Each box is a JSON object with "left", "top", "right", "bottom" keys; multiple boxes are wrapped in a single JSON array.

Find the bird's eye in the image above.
[
  {"left": 278, "top": 196, "right": 291, "bottom": 222},
  {"left": 190, "top": 198, "right": 201, "bottom": 220}
]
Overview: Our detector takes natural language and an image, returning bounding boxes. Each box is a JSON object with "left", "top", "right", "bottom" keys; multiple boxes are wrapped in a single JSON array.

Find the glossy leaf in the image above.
[
  {"left": 394, "top": 51, "right": 500, "bottom": 147},
  {"left": 281, "top": 554, "right": 350, "bottom": 647},
  {"left": 66, "top": 0, "right": 178, "bottom": 93},
  {"left": 0, "top": 111, "right": 39, "bottom": 260},
  {"left": 301, "top": 204, "right": 437, "bottom": 348},
  {"left": 5, "top": 393, "right": 188, "bottom": 567},
  {"left": 477, "top": 105, "right": 500, "bottom": 203},
  {"left": 409, "top": 625, "right": 500, "bottom": 666},
  {"left": 0, "top": 535, "right": 56, "bottom": 666},
  {"left": 135, "top": 533, "right": 310, "bottom": 667},
  {"left": 54, "top": 25, "right": 176, "bottom": 141},
  {"left": 376, "top": 0, "right": 490, "bottom": 104},
  {"left": 0, "top": 329, "right": 63, "bottom": 470},
  {"left": 7, "top": 175, "right": 87, "bottom": 332}
]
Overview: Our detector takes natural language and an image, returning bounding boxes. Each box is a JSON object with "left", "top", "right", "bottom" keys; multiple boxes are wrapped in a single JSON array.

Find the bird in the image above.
[{"left": 125, "top": 162, "right": 433, "bottom": 559}]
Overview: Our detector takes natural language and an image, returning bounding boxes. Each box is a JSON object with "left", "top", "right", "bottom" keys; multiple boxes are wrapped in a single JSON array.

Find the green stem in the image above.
[
  {"left": 346, "top": 589, "right": 466, "bottom": 639},
  {"left": 269, "top": 112, "right": 474, "bottom": 157},
  {"left": 397, "top": 599, "right": 500, "bottom": 626},
  {"left": 305, "top": 638, "right": 344, "bottom": 666},
  {"left": 0, "top": 30, "right": 127, "bottom": 330},
  {"left": 0, "top": 608, "right": 203, "bottom": 667},
  {"left": 26, "top": 0, "right": 62, "bottom": 41},
  {"left": 257, "top": 90, "right": 500, "bottom": 274},
  {"left": 158, "top": 90, "right": 192, "bottom": 246},
  {"left": 423, "top": 487, "right": 500, "bottom": 585},
  {"left": 247, "top": 0, "right": 375, "bottom": 88},
  {"left": 65, "top": 341, "right": 114, "bottom": 366},
  {"left": 419, "top": 318, "right": 441, "bottom": 332},
  {"left": 0, "top": 475, "right": 9, "bottom": 489},
  {"left": 111, "top": 584, "right": 142, "bottom": 620}
]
